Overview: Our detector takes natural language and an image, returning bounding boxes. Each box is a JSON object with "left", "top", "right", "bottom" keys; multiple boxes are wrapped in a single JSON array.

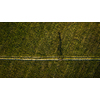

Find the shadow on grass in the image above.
[{"left": 93, "top": 62, "right": 100, "bottom": 78}]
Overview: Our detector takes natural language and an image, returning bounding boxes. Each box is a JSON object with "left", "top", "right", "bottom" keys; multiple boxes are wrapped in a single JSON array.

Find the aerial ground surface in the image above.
[{"left": 0, "top": 22, "right": 100, "bottom": 78}]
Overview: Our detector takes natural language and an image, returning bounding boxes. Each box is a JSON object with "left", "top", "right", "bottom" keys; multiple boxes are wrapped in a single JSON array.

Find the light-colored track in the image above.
[{"left": 0, "top": 56, "right": 100, "bottom": 61}]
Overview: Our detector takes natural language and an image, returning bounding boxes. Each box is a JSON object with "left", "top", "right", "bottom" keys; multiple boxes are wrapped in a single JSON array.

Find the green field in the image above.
[{"left": 0, "top": 22, "right": 100, "bottom": 78}]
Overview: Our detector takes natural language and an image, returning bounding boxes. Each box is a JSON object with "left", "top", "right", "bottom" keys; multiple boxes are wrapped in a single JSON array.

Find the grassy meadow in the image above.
[{"left": 0, "top": 22, "right": 100, "bottom": 78}]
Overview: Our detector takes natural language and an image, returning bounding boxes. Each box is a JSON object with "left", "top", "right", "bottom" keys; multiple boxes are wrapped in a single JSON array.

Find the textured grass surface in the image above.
[
  {"left": 0, "top": 60, "right": 99, "bottom": 78},
  {"left": 0, "top": 22, "right": 100, "bottom": 78}
]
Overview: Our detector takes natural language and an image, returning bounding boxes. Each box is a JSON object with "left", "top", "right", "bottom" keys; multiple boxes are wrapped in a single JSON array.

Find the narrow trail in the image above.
[{"left": 0, "top": 56, "right": 100, "bottom": 61}]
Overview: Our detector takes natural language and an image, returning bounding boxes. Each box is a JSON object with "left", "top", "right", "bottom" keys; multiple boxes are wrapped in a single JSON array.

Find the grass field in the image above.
[{"left": 0, "top": 22, "right": 100, "bottom": 78}]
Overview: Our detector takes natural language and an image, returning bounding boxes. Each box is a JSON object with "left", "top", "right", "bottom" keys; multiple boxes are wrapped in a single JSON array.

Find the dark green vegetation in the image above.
[
  {"left": 0, "top": 22, "right": 100, "bottom": 78},
  {"left": 0, "top": 60, "right": 100, "bottom": 78}
]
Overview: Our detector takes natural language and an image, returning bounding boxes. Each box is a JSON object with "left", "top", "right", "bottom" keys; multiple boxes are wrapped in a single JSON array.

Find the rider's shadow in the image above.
[{"left": 57, "top": 32, "right": 63, "bottom": 58}]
